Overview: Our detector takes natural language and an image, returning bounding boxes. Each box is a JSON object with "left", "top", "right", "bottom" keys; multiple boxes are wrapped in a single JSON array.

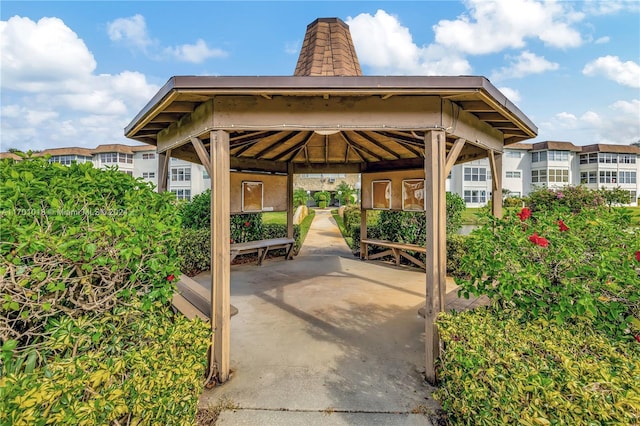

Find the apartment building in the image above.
[{"left": 2, "top": 141, "right": 638, "bottom": 205}]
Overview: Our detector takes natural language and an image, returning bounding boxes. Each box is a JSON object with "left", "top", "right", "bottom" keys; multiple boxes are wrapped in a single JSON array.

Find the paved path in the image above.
[
  {"left": 297, "top": 209, "right": 354, "bottom": 258},
  {"left": 193, "top": 209, "right": 487, "bottom": 425}
]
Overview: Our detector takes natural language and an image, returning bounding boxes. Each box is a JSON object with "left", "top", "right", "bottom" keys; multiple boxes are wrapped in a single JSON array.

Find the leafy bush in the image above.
[
  {"left": 230, "top": 213, "right": 263, "bottom": 243},
  {"left": 1, "top": 302, "right": 209, "bottom": 425},
  {"left": 435, "top": 307, "right": 640, "bottom": 425},
  {"left": 527, "top": 185, "right": 605, "bottom": 214},
  {"left": 0, "top": 157, "right": 180, "bottom": 348},
  {"left": 293, "top": 188, "right": 309, "bottom": 207},
  {"left": 445, "top": 192, "right": 465, "bottom": 235},
  {"left": 456, "top": 204, "right": 640, "bottom": 340},
  {"left": 179, "top": 189, "right": 211, "bottom": 229},
  {"left": 446, "top": 235, "right": 469, "bottom": 278},
  {"left": 178, "top": 229, "right": 211, "bottom": 276}
]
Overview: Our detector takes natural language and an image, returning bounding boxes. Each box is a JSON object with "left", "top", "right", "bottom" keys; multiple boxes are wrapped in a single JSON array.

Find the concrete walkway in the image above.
[{"left": 194, "top": 209, "right": 487, "bottom": 425}]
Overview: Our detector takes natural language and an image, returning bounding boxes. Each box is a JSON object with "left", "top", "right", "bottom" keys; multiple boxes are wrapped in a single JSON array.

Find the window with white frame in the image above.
[
  {"left": 547, "top": 150, "right": 569, "bottom": 161},
  {"left": 142, "top": 172, "right": 155, "bottom": 179},
  {"left": 598, "top": 153, "right": 618, "bottom": 164},
  {"left": 171, "top": 189, "right": 191, "bottom": 201},
  {"left": 599, "top": 170, "right": 617, "bottom": 183},
  {"left": 505, "top": 151, "right": 523, "bottom": 158},
  {"left": 619, "top": 171, "right": 636, "bottom": 184},
  {"left": 101, "top": 153, "right": 118, "bottom": 163},
  {"left": 142, "top": 153, "right": 156, "bottom": 160},
  {"left": 463, "top": 167, "right": 488, "bottom": 182},
  {"left": 580, "top": 171, "right": 597, "bottom": 184},
  {"left": 203, "top": 171, "right": 210, "bottom": 180},
  {"left": 619, "top": 154, "right": 637, "bottom": 164},
  {"left": 49, "top": 155, "right": 75, "bottom": 165},
  {"left": 579, "top": 153, "right": 598, "bottom": 164},
  {"left": 531, "top": 151, "right": 547, "bottom": 162},
  {"left": 548, "top": 169, "right": 569, "bottom": 183},
  {"left": 531, "top": 169, "right": 547, "bottom": 183},
  {"left": 118, "top": 153, "right": 133, "bottom": 164},
  {"left": 463, "top": 190, "right": 486, "bottom": 204},
  {"left": 171, "top": 167, "right": 191, "bottom": 182},
  {"left": 505, "top": 171, "right": 521, "bottom": 178},
  {"left": 508, "top": 191, "right": 521, "bottom": 198}
]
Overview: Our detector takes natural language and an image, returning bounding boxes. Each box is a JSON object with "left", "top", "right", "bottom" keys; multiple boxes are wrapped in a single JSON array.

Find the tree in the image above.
[
  {"left": 335, "top": 181, "right": 355, "bottom": 205},
  {"left": 293, "top": 188, "right": 309, "bottom": 207}
]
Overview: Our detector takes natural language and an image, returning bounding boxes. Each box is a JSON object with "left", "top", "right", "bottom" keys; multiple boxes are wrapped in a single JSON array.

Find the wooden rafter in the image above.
[
  {"left": 353, "top": 131, "right": 400, "bottom": 160},
  {"left": 341, "top": 133, "right": 383, "bottom": 161}
]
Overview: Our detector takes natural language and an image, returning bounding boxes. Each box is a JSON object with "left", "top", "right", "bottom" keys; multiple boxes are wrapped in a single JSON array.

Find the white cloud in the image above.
[
  {"left": 0, "top": 16, "right": 159, "bottom": 151},
  {"left": 583, "top": 56, "right": 640, "bottom": 88},
  {"left": 497, "top": 87, "right": 521, "bottom": 103},
  {"left": 492, "top": 51, "right": 559, "bottom": 80},
  {"left": 433, "top": 0, "right": 583, "bottom": 55},
  {"left": 594, "top": 36, "right": 610, "bottom": 44},
  {"left": 347, "top": 10, "right": 471, "bottom": 75},
  {"left": 582, "top": 0, "right": 640, "bottom": 15},
  {"left": 107, "top": 14, "right": 152, "bottom": 50},
  {"left": 542, "top": 99, "right": 640, "bottom": 145},
  {"left": 0, "top": 16, "right": 96, "bottom": 92},
  {"left": 163, "top": 39, "right": 227, "bottom": 63}
]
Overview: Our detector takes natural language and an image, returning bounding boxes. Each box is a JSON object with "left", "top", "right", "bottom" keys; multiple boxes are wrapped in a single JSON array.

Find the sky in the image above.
[{"left": 1, "top": 0, "right": 639, "bottom": 153}]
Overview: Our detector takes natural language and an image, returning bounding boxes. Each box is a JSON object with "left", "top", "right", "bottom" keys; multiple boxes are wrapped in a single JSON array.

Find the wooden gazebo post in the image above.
[
  {"left": 423, "top": 129, "right": 447, "bottom": 385},
  {"left": 210, "top": 130, "right": 231, "bottom": 383}
]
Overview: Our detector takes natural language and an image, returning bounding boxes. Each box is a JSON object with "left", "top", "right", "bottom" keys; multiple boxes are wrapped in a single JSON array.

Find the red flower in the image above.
[
  {"left": 167, "top": 274, "right": 175, "bottom": 282},
  {"left": 517, "top": 207, "right": 531, "bottom": 221},
  {"left": 557, "top": 219, "right": 569, "bottom": 232},
  {"left": 529, "top": 233, "right": 549, "bottom": 247},
  {"left": 635, "top": 251, "right": 640, "bottom": 262},
  {"left": 244, "top": 221, "right": 251, "bottom": 227},
  {"left": 635, "top": 335, "right": 640, "bottom": 343}
]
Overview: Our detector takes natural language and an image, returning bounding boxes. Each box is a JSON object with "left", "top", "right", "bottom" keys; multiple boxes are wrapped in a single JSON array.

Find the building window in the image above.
[
  {"left": 505, "top": 151, "right": 523, "bottom": 158},
  {"left": 142, "top": 172, "right": 155, "bottom": 179},
  {"left": 531, "top": 151, "right": 547, "bottom": 162},
  {"left": 598, "top": 153, "right": 618, "bottom": 164},
  {"left": 463, "top": 167, "right": 488, "bottom": 182},
  {"left": 142, "top": 153, "right": 156, "bottom": 160},
  {"left": 49, "top": 155, "right": 76, "bottom": 165},
  {"left": 619, "top": 171, "right": 636, "bottom": 184},
  {"left": 505, "top": 171, "right": 521, "bottom": 178},
  {"left": 599, "top": 170, "right": 617, "bottom": 183},
  {"left": 548, "top": 169, "right": 569, "bottom": 183},
  {"left": 580, "top": 171, "right": 597, "bottom": 184},
  {"left": 203, "top": 171, "right": 210, "bottom": 180},
  {"left": 118, "top": 153, "right": 133, "bottom": 164},
  {"left": 579, "top": 153, "right": 597, "bottom": 164},
  {"left": 508, "top": 191, "right": 521, "bottom": 198},
  {"left": 124, "top": 171, "right": 133, "bottom": 176},
  {"left": 101, "top": 153, "right": 118, "bottom": 163},
  {"left": 619, "top": 154, "right": 637, "bottom": 164},
  {"left": 463, "top": 190, "right": 486, "bottom": 204},
  {"left": 171, "top": 189, "right": 191, "bottom": 201},
  {"left": 547, "top": 150, "right": 569, "bottom": 161},
  {"left": 531, "top": 169, "right": 547, "bottom": 183},
  {"left": 171, "top": 167, "right": 191, "bottom": 182}
]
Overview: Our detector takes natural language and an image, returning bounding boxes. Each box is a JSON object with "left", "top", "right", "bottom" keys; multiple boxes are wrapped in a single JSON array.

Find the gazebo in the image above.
[{"left": 125, "top": 18, "right": 537, "bottom": 384}]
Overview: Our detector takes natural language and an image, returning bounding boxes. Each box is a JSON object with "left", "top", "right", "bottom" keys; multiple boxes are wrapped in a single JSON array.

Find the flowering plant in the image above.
[{"left": 456, "top": 199, "right": 640, "bottom": 341}]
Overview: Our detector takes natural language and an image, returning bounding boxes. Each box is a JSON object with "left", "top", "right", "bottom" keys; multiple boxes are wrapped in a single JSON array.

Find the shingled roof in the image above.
[{"left": 294, "top": 18, "right": 362, "bottom": 77}]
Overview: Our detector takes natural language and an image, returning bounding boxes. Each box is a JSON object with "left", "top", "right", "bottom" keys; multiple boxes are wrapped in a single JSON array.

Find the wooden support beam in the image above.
[
  {"left": 423, "top": 130, "right": 446, "bottom": 385},
  {"left": 445, "top": 138, "right": 466, "bottom": 176},
  {"left": 359, "top": 209, "right": 368, "bottom": 260},
  {"left": 191, "top": 137, "right": 212, "bottom": 178},
  {"left": 210, "top": 130, "right": 231, "bottom": 383},
  {"left": 157, "top": 150, "right": 171, "bottom": 193},
  {"left": 287, "top": 162, "right": 294, "bottom": 239},
  {"left": 489, "top": 150, "right": 503, "bottom": 218}
]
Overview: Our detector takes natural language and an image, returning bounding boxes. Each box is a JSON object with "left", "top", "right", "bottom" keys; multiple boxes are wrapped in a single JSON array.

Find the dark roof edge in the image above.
[{"left": 125, "top": 76, "right": 177, "bottom": 136}]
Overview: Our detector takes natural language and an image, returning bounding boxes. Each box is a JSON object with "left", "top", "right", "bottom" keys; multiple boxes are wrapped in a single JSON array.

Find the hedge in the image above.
[{"left": 435, "top": 307, "right": 640, "bottom": 425}]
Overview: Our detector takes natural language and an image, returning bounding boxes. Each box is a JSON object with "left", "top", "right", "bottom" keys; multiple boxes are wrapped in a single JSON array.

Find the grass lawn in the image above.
[
  {"left": 331, "top": 209, "right": 353, "bottom": 249},
  {"left": 621, "top": 206, "right": 640, "bottom": 226},
  {"left": 461, "top": 208, "right": 484, "bottom": 225},
  {"left": 262, "top": 211, "right": 286, "bottom": 225}
]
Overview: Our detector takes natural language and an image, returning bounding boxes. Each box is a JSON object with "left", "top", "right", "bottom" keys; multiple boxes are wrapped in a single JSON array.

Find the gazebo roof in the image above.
[{"left": 125, "top": 76, "right": 537, "bottom": 169}]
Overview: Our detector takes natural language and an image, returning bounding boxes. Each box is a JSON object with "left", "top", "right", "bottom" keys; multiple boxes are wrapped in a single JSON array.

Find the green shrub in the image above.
[
  {"left": 457, "top": 204, "right": 640, "bottom": 340},
  {"left": 293, "top": 188, "right": 309, "bottom": 207},
  {"left": 445, "top": 192, "right": 465, "bottom": 235},
  {"left": 446, "top": 234, "right": 469, "bottom": 278},
  {"left": 527, "top": 185, "right": 606, "bottom": 214},
  {"left": 178, "top": 229, "right": 211, "bottom": 276},
  {"left": 0, "top": 157, "right": 180, "bottom": 348},
  {"left": 230, "top": 213, "right": 263, "bottom": 243},
  {"left": 179, "top": 189, "right": 211, "bottom": 229},
  {"left": 0, "top": 302, "right": 209, "bottom": 426},
  {"left": 435, "top": 307, "right": 640, "bottom": 425}
]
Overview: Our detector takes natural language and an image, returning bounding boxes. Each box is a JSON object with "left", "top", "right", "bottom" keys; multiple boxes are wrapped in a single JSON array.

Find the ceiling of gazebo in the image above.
[{"left": 124, "top": 75, "right": 538, "bottom": 172}]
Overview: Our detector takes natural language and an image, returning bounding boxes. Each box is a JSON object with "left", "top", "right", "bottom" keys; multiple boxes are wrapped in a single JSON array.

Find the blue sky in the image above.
[{"left": 1, "top": 1, "right": 639, "bottom": 152}]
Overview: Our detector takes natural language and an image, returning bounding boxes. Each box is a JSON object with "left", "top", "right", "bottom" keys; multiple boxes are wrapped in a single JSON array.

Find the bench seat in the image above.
[
  {"left": 360, "top": 238, "right": 426, "bottom": 269},
  {"left": 231, "top": 237, "right": 295, "bottom": 265}
]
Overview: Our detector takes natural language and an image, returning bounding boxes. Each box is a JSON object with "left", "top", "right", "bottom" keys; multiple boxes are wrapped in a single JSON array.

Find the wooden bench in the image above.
[
  {"left": 360, "top": 238, "right": 426, "bottom": 269},
  {"left": 172, "top": 275, "right": 239, "bottom": 321},
  {"left": 230, "top": 237, "right": 295, "bottom": 266}
]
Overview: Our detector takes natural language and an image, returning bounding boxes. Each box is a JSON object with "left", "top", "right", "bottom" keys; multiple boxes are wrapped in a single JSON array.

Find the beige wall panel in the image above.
[
  {"left": 230, "top": 172, "right": 287, "bottom": 213},
  {"left": 213, "top": 96, "right": 442, "bottom": 129},
  {"left": 441, "top": 99, "right": 503, "bottom": 152},
  {"left": 158, "top": 100, "right": 214, "bottom": 153},
  {"left": 361, "top": 169, "right": 425, "bottom": 210}
]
